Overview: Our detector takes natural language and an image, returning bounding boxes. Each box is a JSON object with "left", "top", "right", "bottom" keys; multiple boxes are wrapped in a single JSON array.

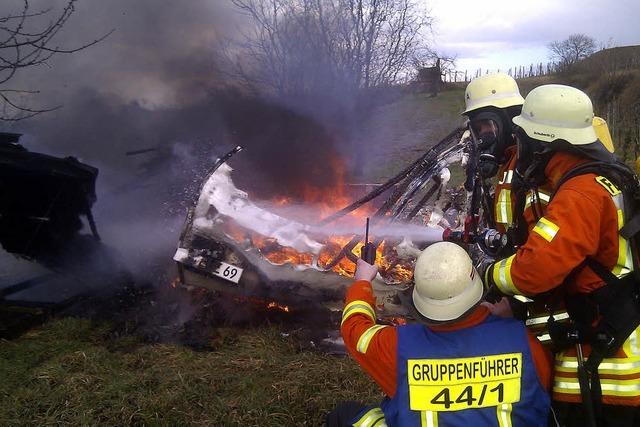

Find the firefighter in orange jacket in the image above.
[
  {"left": 462, "top": 73, "right": 528, "bottom": 234},
  {"left": 483, "top": 84, "right": 640, "bottom": 426},
  {"left": 462, "top": 74, "right": 566, "bottom": 343},
  {"left": 329, "top": 242, "right": 552, "bottom": 427}
]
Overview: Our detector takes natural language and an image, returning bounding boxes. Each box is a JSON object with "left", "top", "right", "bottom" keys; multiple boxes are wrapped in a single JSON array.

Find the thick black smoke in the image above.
[
  {"left": 2, "top": 0, "right": 351, "bottom": 195},
  {"left": 0, "top": 0, "right": 358, "bottom": 287}
]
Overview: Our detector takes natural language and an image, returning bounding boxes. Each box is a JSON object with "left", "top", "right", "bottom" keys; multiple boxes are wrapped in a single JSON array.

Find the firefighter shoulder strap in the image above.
[{"left": 552, "top": 160, "right": 640, "bottom": 366}]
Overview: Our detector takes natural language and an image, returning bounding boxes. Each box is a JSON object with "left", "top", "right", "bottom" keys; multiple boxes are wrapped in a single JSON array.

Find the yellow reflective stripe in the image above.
[
  {"left": 373, "top": 418, "right": 387, "bottom": 427},
  {"left": 617, "top": 209, "right": 624, "bottom": 230},
  {"left": 532, "top": 217, "right": 559, "bottom": 242},
  {"left": 555, "top": 357, "right": 640, "bottom": 374},
  {"left": 524, "top": 191, "right": 550, "bottom": 210},
  {"left": 497, "top": 403, "right": 513, "bottom": 427},
  {"left": 356, "top": 325, "right": 388, "bottom": 354},
  {"left": 609, "top": 193, "right": 634, "bottom": 278},
  {"left": 556, "top": 328, "right": 640, "bottom": 373},
  {"left": 612, "top": 233, "right": 633, "bottom": 277},
  {"left": 342, "top": 300, "right": 376, "bottom": 326},
  {"left": 596, "top": 176, "right": 621, "bottom": 196},
  {"left": 553, "top": 379, "right": 581, "bottom": 395},
  {"left": 352, "top": 407, "right": 387, "bottom": 427},
  {"left": 554, "top": 377, "right": 640, "bottom": 397},
  {"left": 492, "top": 255, "right": 519, "bottom": 296},
  {"left": 420, "top": 410, "right": 438, "bottom": 427},
  {"left": 496, "top": 189, "right": 513, "bottom": 225},
  {"left": 624, "top": 328, "right": 640, "bottom": 356}
]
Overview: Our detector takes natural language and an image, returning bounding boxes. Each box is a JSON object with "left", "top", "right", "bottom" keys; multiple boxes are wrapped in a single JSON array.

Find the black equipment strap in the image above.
[{"left": 549, "top": 160, "right": 640, "bottom": 422}]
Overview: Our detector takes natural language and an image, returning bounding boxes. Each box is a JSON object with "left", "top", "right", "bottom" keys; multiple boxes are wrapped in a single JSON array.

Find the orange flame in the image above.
[
  {"left": 169, "top": 277, "right": 180, "bottom": 288},
  {"left": 233, "top": 296, "right": 292, "bottom": 313},
  {"left": 221, "top": 154, "right": 414, "bottom": 283},
  {"left": 267, "top": 301, "right": 291, "bottom": 312}
]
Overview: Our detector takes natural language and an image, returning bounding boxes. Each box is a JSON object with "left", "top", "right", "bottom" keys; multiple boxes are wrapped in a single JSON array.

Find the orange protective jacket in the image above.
[
  {"left": 493, "top": 146, "right": 567, "bottom": 345},
  {"left": 486, "top": 151, "right": 640, "bottom": 405},
  {"left": 494, "top": 146, "right": 551, "bottom": 235},
  {"left": 340, "top": 279, "right": 553, "bottom": 399}
]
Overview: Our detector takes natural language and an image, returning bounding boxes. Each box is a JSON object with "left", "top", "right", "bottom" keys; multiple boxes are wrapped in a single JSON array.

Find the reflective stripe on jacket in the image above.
[
  {"left": 340, "top": 280, "right": 553, "bottom": 410},
  {"left": 487, "top": 151, "right": 640, "bottom": 405},
  {"left": 494, "top": 147, "right": 518, "bottom": 232},
  {"left": 553, "top": 326, "right": 640, "bottom": 405},
  {"left": 352, "top": 407, "right": 388, "bottom": 427},
  {"left": 382, "top": 317, "right": 550, "bottom": 426},
  {"left": 488, "top": 152, "right": 629, "bottom": 296},
  {"left": 492, "top": 147, "right": 560, "bottom": 346},
  {"left": 493, "top": 146, "right": 551, "bottom": 234},
  {"left": 524, "top": 306, "right": 569, "bottom": 346}
]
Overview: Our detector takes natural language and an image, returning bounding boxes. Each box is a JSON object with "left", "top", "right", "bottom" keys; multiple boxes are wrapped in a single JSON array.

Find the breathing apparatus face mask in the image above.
[
  {"left": 470, "top": 113, "right": 503, "bottom": 179},
  {"left": 514, "top": 126, "right": 550, "bottom": 188}
]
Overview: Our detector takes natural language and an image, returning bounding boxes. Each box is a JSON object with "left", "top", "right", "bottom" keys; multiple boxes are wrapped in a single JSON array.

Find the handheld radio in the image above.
[{"left": 360, "top": 217, "right": 376, "bottom": 264}]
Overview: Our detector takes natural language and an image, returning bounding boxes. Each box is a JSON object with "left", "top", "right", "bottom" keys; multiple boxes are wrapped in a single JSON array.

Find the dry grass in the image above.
[{"left": 0, "top": 318, "right": 382, "bottom": 426}]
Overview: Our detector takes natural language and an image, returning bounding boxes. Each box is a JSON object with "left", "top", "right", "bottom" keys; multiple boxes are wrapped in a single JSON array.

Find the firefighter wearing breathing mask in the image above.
[
  {"left": 482, "top": 84, "right": 640, "bottom": 427},
  {"left": 327, "top": 242, "right": 551, "bottom": 427},
  {"left": 464, "top": 74, "right": 617, "bottom": 241},
  {"left": 463, "top": 74, "right": 569, "bottom": 345},
  {"left": 463, "top": 73, "right": 531, "bottom": 235}
]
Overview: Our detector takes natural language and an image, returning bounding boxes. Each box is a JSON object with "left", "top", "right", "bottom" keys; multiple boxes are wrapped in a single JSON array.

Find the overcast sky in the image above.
[
  {"left": 2, "top": 0, "right": 640, "bottom": 114},
  {"left": 430, "top": 0, "right": 640, "bottom": 74}
]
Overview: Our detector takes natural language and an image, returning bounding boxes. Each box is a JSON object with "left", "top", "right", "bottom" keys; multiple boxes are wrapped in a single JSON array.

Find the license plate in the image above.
[{"left": 214, "top": 261, "right": 243, "bottom": 284}]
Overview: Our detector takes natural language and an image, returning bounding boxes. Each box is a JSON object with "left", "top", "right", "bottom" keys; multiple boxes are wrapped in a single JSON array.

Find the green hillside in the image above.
[{"left": 356, "top": 88, "right": 465, "bottom": 182}]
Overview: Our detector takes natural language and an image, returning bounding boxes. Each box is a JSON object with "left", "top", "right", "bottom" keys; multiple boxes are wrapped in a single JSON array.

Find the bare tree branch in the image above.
[
  {"left": 0, "top": 0, "right": 112, "bottom": 121},
  {"left": 222, "top": 0, "right": 431, "bottom": 99}
]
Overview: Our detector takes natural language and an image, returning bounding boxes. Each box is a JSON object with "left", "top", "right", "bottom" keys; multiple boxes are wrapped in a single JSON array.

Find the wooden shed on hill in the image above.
[{"left": 414, "top": 59, "right": 443, "bottom": 96}]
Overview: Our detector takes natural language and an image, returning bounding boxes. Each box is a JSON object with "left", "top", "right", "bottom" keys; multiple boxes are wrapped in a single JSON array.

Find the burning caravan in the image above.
[{"left": 174, "top": 128, "right": 475, "bottom": 316}]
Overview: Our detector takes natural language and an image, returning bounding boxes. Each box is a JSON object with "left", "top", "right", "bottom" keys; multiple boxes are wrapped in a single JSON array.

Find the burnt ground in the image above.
[
  {"left": 64, "top": 281, "right": 344, "bottom": 353},
  {"left": 1, "top": 257, "right": 344, "bottom": 354}
]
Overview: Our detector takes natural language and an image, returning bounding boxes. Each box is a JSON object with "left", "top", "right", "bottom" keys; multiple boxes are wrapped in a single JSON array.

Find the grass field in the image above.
[{"left": 0, "top": 317, "right": 382, "bottom": 425}]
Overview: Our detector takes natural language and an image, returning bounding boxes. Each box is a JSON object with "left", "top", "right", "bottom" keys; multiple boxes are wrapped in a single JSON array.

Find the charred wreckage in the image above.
[
  {"left": 173, "top": 126, "right": 504, "bottom": 318},
  {"left": 0, "top": 132, "right": 106, "bottom": 316},
  {"left": 0, "top": 132, "right": 100, "bottom": 261}
]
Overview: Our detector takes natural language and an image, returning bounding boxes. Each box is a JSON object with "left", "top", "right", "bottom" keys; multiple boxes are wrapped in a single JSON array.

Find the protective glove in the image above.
[
  {"left": 475, "top": 256, "right": 505, "bottom": 304},
  {"left": 355, "top": 258, "right": 378, "bottom": 282},
  {"left": 473, "top": 251, "right": 495, "bottom": 284}
]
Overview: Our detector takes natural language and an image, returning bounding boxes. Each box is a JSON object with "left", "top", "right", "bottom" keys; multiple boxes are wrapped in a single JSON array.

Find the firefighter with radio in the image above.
[
  {"left": 327, "top": 241, "right": 552, "bottom": 426},
  {"left": 482, "top": 84, "right": 640, "bottom": 426}
]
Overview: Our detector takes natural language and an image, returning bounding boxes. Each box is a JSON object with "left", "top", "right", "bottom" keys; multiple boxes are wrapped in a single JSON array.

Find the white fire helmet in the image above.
[
  {"left": 463, "top": 73, "right": 524, "bottom": 115},
  {"left": 412, "top": 242, "right": 483, "bottom": 322},
  {"left": 513, "top": 84, "right": 598, "bottom": 146}
]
